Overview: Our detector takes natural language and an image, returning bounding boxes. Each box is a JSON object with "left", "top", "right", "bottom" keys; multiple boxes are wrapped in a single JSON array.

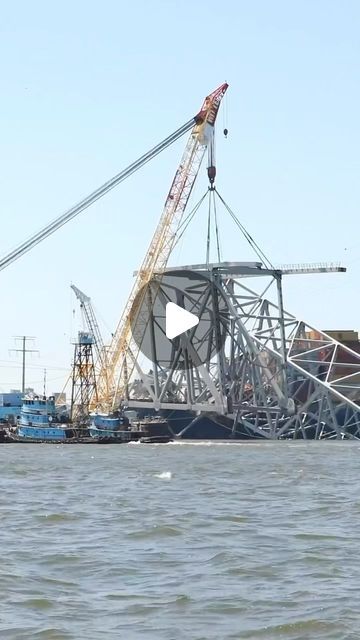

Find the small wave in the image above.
[
  {"left": 203, "top": 602, "right": 247, "bottom": 614},
  {"left": 168, "top": 440, "right": 263, "bottom": 446},
  {"left": 206, "top": 551, "right": 229, "bottom": 564},
  {"left": 8, "top": 467, "right": 30, "bottom": 476},
  {"left": 21, "top": 597, "right": 54, "bottom": 610},
  {"left": 130, "top": 525, "right": 182, "bottom": 539},
  {"left": 154, "top": 471, "right": 172, "bottom": 479},
  {"left": 30, "top": 629, "right": 73, "bottom": 639},
  {"left": 295, "top": 532, "right": 344, "bottom": 541},
  {"left": 173, "top": 594, "right": 191, "bottom": 606},
  {"left": 240, "top": 619, "right": 340, "bottom": 637},
  {"left": 215, "top": 514, "right": 249, "bottom": 523},
  {"left": 35, "top": 513, "right": 80, "bottom": 523},
  {"left": 38, "top": 553, "right": 81, "bottom": 566}
]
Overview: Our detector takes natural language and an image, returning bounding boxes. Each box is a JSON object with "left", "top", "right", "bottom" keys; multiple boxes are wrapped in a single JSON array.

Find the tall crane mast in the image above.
[
  {"left": 96, "top": 83, "right": 229, "bottom": 409},
  {"left": 70, "top": 284, "right": 106, "bottom": 365},
  {"left": 70, "top": 284, "right": 109, "bottom": 400}
]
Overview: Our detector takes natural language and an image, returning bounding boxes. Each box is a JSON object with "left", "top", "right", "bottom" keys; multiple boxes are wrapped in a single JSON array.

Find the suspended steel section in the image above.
[{"left": 123, "top": 262, "right": 360, "bottom": 440}]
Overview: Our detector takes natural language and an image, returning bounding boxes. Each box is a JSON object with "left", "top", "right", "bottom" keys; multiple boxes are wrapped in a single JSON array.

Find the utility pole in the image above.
[{"left": 10, "top": 336, "right": 38, "bottom": 394}]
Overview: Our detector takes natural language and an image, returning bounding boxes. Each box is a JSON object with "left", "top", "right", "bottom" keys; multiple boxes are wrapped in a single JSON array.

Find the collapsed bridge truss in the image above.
[{"left": 124, "top": 262, "right": 360, "bottom": 439}]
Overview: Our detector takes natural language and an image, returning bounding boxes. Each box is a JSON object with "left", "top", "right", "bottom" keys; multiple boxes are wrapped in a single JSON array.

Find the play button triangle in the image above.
[{"left": 165, "top": 302, "right": 199, "bottom": 340}]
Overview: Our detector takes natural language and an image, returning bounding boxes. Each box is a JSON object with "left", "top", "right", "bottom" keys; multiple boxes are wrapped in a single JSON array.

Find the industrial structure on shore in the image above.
[{"left": 1, "top": 82, "right": 360, "bottom": 440}]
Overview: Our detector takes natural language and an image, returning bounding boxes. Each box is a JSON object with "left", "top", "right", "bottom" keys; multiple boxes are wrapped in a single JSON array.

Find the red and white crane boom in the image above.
[{"left": 96, "top": 83, "right": 229, "bottom": 408}]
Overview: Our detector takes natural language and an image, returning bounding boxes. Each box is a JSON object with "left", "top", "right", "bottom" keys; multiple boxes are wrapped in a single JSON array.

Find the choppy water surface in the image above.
[{"left": 0, "top": 441, "right": 359, "bottom": 639}]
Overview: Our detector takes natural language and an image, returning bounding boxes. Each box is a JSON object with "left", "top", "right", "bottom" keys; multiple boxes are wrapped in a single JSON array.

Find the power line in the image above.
[
  {"left": 10, "top": 336, "right": 39, "bottom": 393},
  {"left": 0, "top": 360, "right": 68, "bottom": 371}
]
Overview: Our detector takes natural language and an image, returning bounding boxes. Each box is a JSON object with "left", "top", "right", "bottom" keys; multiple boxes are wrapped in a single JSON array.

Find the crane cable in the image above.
[
  {"left": 205, "top": 188, "right": 221, "bottom": 264},
  {"left": 172, "top": 190, "right": 209, "bottom": 250},
  {"left": 206, "top": 192, "right": 211, "bottom": 265},
  {"left": 171, "top": 186, "right": 274, "bottom": 270},
  {"left": 212, "top": 188, "right": 222, "bottom": 263},
  {"left": 214, "top": 188, "right": 274, "bottom": 270}
]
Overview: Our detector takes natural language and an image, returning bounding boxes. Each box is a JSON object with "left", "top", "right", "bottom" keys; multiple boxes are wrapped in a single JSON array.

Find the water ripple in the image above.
[{"left": 0, "top": 442, "right": 359, "bottom": 639}]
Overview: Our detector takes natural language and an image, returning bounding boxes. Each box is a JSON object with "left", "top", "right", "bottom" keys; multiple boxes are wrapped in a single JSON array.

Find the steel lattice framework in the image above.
[
  {"left": 70, "top": 332, "right": 98, "bottom": 423},
  {"left": 71, "top": 284, "right": 110, "bottom": 396},
  {"left": 123, "top": 263, "right": 360, "bottom": 439}
]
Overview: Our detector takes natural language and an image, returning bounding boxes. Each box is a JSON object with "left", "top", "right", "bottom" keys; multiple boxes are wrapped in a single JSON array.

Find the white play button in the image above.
[
  {"left": 165, "top": 302, "right": 199, "bottom": 340},
  {"left": 129, "top": 273, "right": 227, "bottom": 368}
]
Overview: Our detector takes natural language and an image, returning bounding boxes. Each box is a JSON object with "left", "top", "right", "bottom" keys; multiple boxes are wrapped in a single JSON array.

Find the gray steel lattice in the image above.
[{"left": 124, "top": 263, "right": 360, "bottom": 439}]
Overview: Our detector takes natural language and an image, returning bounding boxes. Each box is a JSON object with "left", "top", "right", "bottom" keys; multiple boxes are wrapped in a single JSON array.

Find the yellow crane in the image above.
[
  {"left": 0, "top": 81, "right": 227, "bottom": 411},
  {"left": 95, "top": 83, "right": 229, "bottom": 410}
]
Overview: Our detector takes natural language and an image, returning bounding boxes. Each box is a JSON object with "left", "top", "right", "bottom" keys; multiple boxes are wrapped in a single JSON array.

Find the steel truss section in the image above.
[{"left": 124, "top": 263, "right": 360, "bottom": 439}]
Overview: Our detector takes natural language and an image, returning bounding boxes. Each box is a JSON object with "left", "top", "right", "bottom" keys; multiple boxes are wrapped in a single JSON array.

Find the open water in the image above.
[{"left": 0, "top": 441, "right": 359, "bottom": 640}]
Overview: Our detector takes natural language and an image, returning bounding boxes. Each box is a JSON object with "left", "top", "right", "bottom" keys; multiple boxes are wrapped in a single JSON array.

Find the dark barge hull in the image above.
[
  {"left": 138, "top": 405, "right": 360, "bottom": 440},
  {"left": 164, "top": 412, "right": 259, "bottom": 439},
  {"left": 136, "top": 409, "right": 257, "bottom": 440}
]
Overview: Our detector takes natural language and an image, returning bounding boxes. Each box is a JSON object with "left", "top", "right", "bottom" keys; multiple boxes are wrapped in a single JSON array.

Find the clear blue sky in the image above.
[{"left": 0, "top": 0, "right": 359, "bottom": 393}]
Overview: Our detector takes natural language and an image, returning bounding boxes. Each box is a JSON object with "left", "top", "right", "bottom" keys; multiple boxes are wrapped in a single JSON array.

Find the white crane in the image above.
[{"left": 70, "top": 284, "right": 106, "bottom": 367}]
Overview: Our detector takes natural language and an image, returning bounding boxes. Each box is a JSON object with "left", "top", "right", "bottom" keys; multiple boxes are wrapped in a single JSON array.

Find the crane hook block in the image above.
[
  {"left": 207, "top": 165, "right": 216, "bottom": 184},
  {"left": 223, "top": 128, "right": 228, "bottom": 138}
]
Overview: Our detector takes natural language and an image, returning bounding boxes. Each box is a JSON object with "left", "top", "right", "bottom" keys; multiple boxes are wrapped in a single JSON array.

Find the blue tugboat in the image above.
[
  {"left": 7, "top": 396, "right": 75, "bottom": 442},
  {"left": 89, "top": 413, "right": 144, "bottom": 442}
]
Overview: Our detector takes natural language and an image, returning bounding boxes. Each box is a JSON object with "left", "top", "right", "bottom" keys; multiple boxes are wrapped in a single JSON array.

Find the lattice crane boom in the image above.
[
  {"left": 0, "top": 117, "right": 202, "bottom": 274},
  {"left": 71, "top": 283, "right": 111, "bottom": 402},
  {"left": 95, "top": 83, "right": 229, "bottom": 409},
  {"left": 70, "top": 284, "right": 105, "bottom": 360}
]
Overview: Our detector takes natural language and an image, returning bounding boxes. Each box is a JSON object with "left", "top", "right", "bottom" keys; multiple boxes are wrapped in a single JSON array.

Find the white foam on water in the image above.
[
  {"left": 154, "top": 471, "right": 172, "bottom": 479},
  {"left": 169, "top": 440, "right": 261, "bottom": 446}
]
